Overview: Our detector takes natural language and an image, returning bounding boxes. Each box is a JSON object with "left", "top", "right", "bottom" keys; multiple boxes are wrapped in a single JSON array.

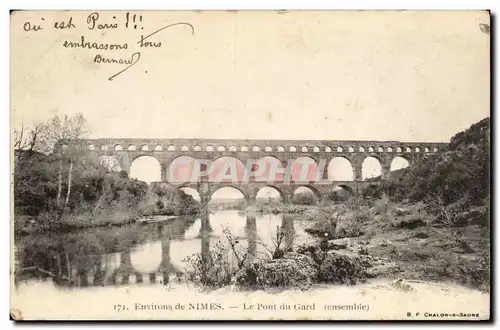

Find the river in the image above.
[
  {"left": 12, "top": 211, "right": 312, "bottom": 294},
  {"left": 11, "top": 210, "right": 490, "bottom": 320}
]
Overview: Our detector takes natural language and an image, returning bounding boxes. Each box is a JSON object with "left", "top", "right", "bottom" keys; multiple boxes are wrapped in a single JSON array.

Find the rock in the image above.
[
  {"left": 394, "top": 214, "right": 426, "bottom": 229},
  {"left": 236, "top": 252, "right": 317, "bottom": 290},
  {"left": 304, "top": 228, "right": 325, "bottom": 237},
  {"left": 451, "top": 213, "right": 470, "bottom": 227},
  {"left": 325, "top": 238, "right": 351, "bottom": 250},
  {"left": 454, "top": 208, "right": 489, "bottom": 227},
  {"left": 412, "top": 230, "right": 430, "bottom": 239},
  {"left": 365, "top": 262, "right": 400, "bottom": 278},
  {"left": 391, "top": 278, "right": 413, "bottom": 292},
  {"left": 394, "top": 207, "right": 409, "bottom": 216},
  {"left": 317, "top": 251, "right": 366, "bottom": 285},
  {"left": 468, "top": 207, "right": 489, "bottom": 226}
]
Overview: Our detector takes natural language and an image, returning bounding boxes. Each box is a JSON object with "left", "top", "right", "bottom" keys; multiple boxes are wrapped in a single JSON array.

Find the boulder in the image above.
[
  {"left": 236, "top": 252, "right": 317, "bottom": 290},
  {"left": 394, "top": 214, "right": 426, "bottom": 229},
  {"left": 412, "top": 229, "right": 430, "bottom": 239},
  {"left": 324, "top": 238, "right": 352, "bottom": 250},
  {"left": 394, "top": 207, "right": 410, "bottom": 216},
  {"left": 391, "top": 278, "right": 414, "bottom": 292},
  {"left": 317, "top": 251, "right": 366, "bottom": 285},
  {"left": 365, "top": 262, "right": 400, "bottom": 278}
]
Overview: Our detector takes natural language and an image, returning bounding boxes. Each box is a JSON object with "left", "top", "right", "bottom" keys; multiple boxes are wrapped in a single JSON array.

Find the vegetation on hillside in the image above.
[
  {"left": 13, "top": 113, "right": 199, "bottom": 235},
  {"left": 379, "top": 117, "right": 490, "bottom": 224}
]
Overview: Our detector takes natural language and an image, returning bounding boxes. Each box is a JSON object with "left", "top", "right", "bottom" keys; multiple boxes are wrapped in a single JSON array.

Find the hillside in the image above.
[
  {"left": 305, "top": 118, "right": 491, "bottom": 291},
  {"left": 380, "top": 117, "right": 490, "bottom": 226}
]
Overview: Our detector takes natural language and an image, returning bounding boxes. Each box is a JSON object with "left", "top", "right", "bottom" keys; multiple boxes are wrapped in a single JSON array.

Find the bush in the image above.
[
  {"left": 236, "top": 252, "right": 317, "bottom": 290},
  {"left": 182, "top": 240, "right": 244, "bottom": 291},
  {"left": 293, "top": 192, "right": 317, "bottom": 205}
]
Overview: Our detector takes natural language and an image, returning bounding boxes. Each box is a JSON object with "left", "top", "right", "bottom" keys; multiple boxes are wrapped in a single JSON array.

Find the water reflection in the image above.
[{"left": 14, "top": 211, "right": 306, "bottom": 290}]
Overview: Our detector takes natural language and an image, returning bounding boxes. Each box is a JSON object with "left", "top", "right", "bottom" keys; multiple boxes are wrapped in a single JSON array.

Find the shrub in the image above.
[
  {"left": 236, "top": 252, "right": 317, "bottom": 290},
  {"left": 182, "top": 239, "right": 244, "bottom": 291}
]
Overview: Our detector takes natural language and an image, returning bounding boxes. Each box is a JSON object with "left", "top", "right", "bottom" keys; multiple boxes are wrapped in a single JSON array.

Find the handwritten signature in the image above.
[{"left": 108, "top": 22, "right": 195, "bottom": 81}]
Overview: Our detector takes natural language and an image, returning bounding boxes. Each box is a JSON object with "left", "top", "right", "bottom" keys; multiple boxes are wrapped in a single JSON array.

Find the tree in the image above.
[
  {"left": 14, "top": 113, "right": 88, "bottom": 223},
  {"left": 40, "top": 114, "right": 88, "bottom": 213},
  {"left": 13, "top": 121, "right": 44, "bottom": 153}
]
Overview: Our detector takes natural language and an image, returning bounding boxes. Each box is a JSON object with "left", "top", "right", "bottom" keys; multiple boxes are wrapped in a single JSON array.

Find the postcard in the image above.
[{"left": 10, "top": 10, "right": 491, "bottom": 321}]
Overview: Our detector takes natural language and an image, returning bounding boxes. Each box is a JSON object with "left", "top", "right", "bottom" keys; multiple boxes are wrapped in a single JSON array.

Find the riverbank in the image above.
[
  {"left": 13, "top": 211, "right": 187, "bottom": 237},
  {"left": 299, "top": 199, "right": 490, "bottom": 293}
]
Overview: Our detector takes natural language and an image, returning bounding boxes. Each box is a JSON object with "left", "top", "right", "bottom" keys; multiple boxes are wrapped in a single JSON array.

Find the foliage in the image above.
[
  {"left": 235, "top": 252, "right": 317, "bottom": 290},
  {"left": 257, "top": 224, "right": 296, "bottom": 260},
  {"left": 293, "top": 192, "right": 317, "bottom": 205},
  {"left": 13, "top": 114, "right": 199, "bottom": 233},
  {"left": 181, "top": 228, "right": 247, "bottom": 291},
  {"left": 379, "top": 117, "right": 490, "bottom": 212},
  {"left": 182, "top": 240, "right": 238, "bottom": 291}
]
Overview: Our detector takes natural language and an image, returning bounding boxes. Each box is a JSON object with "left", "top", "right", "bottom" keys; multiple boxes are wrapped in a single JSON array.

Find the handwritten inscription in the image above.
[{"left": 21, "top": 12, "right": 195, "bottom": 80}]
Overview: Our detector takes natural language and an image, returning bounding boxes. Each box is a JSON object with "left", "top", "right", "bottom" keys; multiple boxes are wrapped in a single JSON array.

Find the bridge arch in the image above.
[
  {"left": 293, "top": 185, "right": 320, "bottom": 205},
  {"left": 209, "top": 185, "right": 249, "bottom": 201},
  {"left": 209, "top": 156, "right": 246, "bottom": 183},
  {"left": 179, "top": 187, "right": 201, "bottom": 201},
  {"left": 329, "top": 185, "right": 355, "bottom": 201},
  {"left": 362, "top": 156, "right": 382, "bottom": 180},
  {"left": 166, "top": 155, "right": 198, "bottom": 184},
  {"left": 291, "top": 156, "right": 319, "bottom": 182},
  {"left": 256, "top": 186, "right": 283, "bottom": 202},
  {"left": 327, "top": 156, "right": 354, "bottom": 181},
  {"left": 130, "top": 155, "right": 162, "bottom": 183},
  {"left": 390, "top": 156, "right": 410, "bottom": 172},
  {"left": 114, "top": 144, "right": 123, "bottom": 151},
  {"left": 254, "top": 156, "right": 285, "bottom": 182},
  {"left": 362, "top": 184, "right": 382, "bottom": 199}
]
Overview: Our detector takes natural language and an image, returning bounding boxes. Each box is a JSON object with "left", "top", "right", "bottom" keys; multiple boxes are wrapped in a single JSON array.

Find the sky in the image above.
[{"left": 11, "top": 11, "right": 490, "bottom": 199}]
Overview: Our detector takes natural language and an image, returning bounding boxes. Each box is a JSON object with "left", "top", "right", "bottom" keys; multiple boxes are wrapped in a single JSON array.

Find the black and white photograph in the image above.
[{"left": 9, "top": 10, "right": 491, "bottom": 321}]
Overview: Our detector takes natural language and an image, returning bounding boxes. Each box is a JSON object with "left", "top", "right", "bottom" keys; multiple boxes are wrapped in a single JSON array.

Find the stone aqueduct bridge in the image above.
[{"left": 77, "top": 138, "right": 448, "bottom": 201}]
